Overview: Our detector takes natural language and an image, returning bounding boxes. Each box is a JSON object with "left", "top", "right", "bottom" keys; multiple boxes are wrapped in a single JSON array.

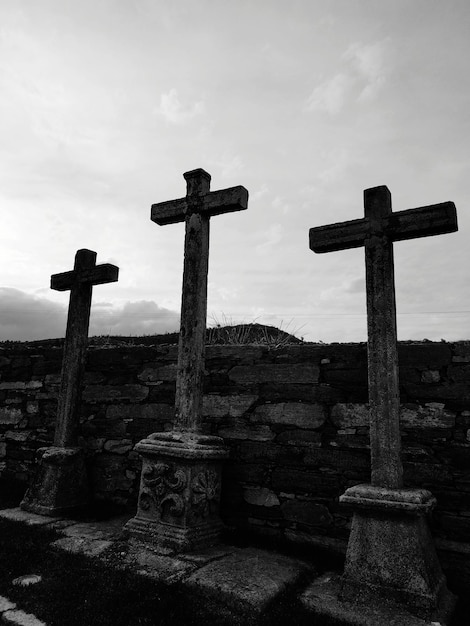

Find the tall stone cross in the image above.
[
  {"left": 151, "top": 168, "right": 248, "bottom": 433},
  {"left": 126, "top": 169, "right": 248, "bottom": 552},
  {"left": 309, "top": 187, "right": 457, "bottom": 488},
  {"left": 21, "top": 249, "right": 118, "bottom": 516}
]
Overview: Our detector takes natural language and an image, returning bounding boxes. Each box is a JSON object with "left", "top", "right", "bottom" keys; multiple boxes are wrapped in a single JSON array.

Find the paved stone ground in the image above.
[{"left": 0, "top": 508, "right": 457, "bottom": 625}]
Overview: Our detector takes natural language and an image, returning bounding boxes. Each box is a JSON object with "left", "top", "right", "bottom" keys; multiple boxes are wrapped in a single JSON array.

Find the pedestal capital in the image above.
[{"left": 340, "top": 483, "right": 436, "bottom": 516}]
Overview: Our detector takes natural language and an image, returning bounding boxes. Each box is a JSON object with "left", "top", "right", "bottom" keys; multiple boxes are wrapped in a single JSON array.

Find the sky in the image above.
[{"left": 1, "top": 0, "right": 469, "bottom": 343}]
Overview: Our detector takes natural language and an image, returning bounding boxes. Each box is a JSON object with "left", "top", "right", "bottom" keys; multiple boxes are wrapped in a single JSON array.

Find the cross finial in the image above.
[{"left": 184, "top": 168, "right": 211, "bottom": 196}]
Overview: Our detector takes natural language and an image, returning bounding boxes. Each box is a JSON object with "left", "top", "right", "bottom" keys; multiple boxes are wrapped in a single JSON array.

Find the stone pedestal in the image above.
[
  {"left": 20, "top": 447, "right": 89, "bottom": 516},
  {"left": 125, "top": 432, "right": 228, "bottom": 552},
  {"left": 339, "top": 484, "right": 456, "bottom": 622}
]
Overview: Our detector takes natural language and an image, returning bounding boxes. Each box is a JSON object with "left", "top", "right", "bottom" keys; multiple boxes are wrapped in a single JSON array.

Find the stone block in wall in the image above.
[
  {"left": 218, "top": 420, "right": 274, "bottom": 441},
  {"left": 229, "top": 364, "right": 319, "bottom": 385},
  {"left": 448, "top": 364, "right": 470, "bottom": 382},
  {"left": 82, "top": 384, "right": 149, "bottom": 403},
  {"left": 275, "top": 430, "right": 322, "bottom": 447},
  {"left": 403, "top": 461, "right": 453, "bottom": 485},
  {"left": 304, "top": 447, "right": 370, "bottom": 471},
  {"left": 106, "top": 403, "right": 174, "bottom": 421},
  {"left": 0, "top": 407, "right": 23, "bottom": 425},
  {"left": 0, "top": 441, "right": 6, "bottom": 458},
  {"left": 398, "top": 343, "right": 452, "bottom": 368},
  {"left": 251, "top": 403, "right": 326, "bottom": 429},
  {"left": 281, "top": 500, "right": 333, "bottom": 527},
  {"left": 0, "top": 381, "right": 42, "bottom": 391},
  {"left": 400, "top": 403, "right": 455, "bottom": 429},
  {"left": 421, "top": 370, "right": 441, "bottom": 384},
  {"left": 243, "top": 486, "right": 280, "bottom": 507},
  {"left": 237, "top": 441, "right": 305, "bottom": 466},
  {"left": 330, "top": 403, "right": 369, "bottom": 429},
  {"left": 103, "top": 439, "right": 133, "bottom": 455},
  {"left": 272, "top": 468, "right": 340, "bottom": 498},
  {"left": 137, "top": 365, "right": 178, "bottom": 382},
  {"left": 202, "top": 393, "right": 258, "bottom": 418},
  {"left": 205, "top": 345, "right": 264, "bottom": 363},
  {"left": 223, "top": 462, "right": 269, "bottom": 484}
]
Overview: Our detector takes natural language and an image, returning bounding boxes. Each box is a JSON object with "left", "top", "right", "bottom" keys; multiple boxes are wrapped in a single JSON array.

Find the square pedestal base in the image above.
[
  {"left": 20, "top": 446, "right": 89, "bottom": 516},
  {"left": 125, "top": 431, "right": 228, "bottom": 553},
  {"left": 339, "top": 484, "right": 456, "bottom": 622}
]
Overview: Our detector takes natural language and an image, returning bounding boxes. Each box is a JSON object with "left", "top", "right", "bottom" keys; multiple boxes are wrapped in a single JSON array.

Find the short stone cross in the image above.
[
  {"left": 308, "top": 187, "right": 458, "bottom": 620},
  {"left": 126, "top": 169, "right": 248, "bottom": 552},
  {"left": 21, "top": 249, "right": 119, "bottom": 515},
  {"left": 310, "top": 186, "right": 457, "bottom": 488}
]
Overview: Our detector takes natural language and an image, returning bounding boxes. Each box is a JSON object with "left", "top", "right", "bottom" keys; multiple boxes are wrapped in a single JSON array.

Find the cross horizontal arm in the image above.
[
  {"left": 51, "top": 264, "right": 119, "bottom": 291},
  {"left": 309, "top": 217, "right": 368, "bottom": 253},
  {"left": 384, "top": 201, "right": 457, "bottom": 242},
  {"left": 151, "top": 198, "right": 187, "bottom": 226},
  {"left": 151, "top": 186, "right": 248, "bottom": 226},
  {"left": 310, "top": 201, "right": 457, "bottom": 254},
  {"left": 203, "top": 186, "right": 249, "bottom": 216}
]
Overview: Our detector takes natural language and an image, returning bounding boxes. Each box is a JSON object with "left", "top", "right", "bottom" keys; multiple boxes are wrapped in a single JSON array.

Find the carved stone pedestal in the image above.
[
  {"left": 125, "top": 431, "right": 228, "bottom": 553},
  {"left": 20, "top": 446, "right": 89, "bottom": 516},
  {"left": 339, "top": 484, "right": 456, "bottom": 623}
]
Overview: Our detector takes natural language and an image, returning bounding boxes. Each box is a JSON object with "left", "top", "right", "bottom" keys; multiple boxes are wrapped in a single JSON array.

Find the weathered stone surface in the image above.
[
  {"left": 106, "top": 403, "right": 174, "bottom": 421},
  {"left": 229, "top": 363, "right": 319, "bottom": 384},
  {"left": 275, "top": 430, "right": 321, "bottom": 447},
  {"left": 187, "top": 547, "right": 313, "bottom": 612},
  {"left": 304, "top": 447, "right": 370, "bottom": 470},
  {"left": 421, "top": 370, "right": 440, "bottom": 384},
  {"left": 103, "top": 439, "right": 133, "bottom": 454},
  {"left": 330, "top": 403, "right": 370, "bottom": 429},
  {"left": 137, "top": 365, "right": 178, "bottom": 382},
  {"left": 272, "top": 468, "right": 339, "bottom": 496},
  {"left": 281, "top": 500, "right": 333, "bottom": 527},
  {"left": 218, "top": 420, "right": 274, "bottom": 441},
  {"left": 83, "top": 384, "right": 149, "bottom": 403},
  {"left": 251, "top": 402, "right": 326, "bottom": 429},
  {"left": 0, "top": 407, "right": 23, "bottom": 425},
  {"left": 243, "top": 486, "right": 280, "bottom": 507},
  {"left": 0, "top": 596, "right": 16, "bottom": 612},
  {"left": 398, "top": 342, "right": 452, "bottom": 368},
  {"left": 202, "top": 393, "right": 257, "bottom": 418},
  {"left": 400, "top": 403, "right": 455, "bottom": 429}
]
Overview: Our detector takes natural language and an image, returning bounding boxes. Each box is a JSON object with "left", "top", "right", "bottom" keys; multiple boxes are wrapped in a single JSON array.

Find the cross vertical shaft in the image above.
[
  {"left": 364, "top": 187, "right": 402, "bottom": 488},
  {"left": 54, "top": 250, "right": 95, "bottom": 447},
  {"left": 175, "top": 171, "right": 211, "bottom": 432}
]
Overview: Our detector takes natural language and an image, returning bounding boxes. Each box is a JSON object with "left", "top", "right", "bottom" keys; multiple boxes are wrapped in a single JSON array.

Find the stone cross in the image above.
[
  {"left": 21, "top": 248, "right": 119, "bottom": 516},
  {"left": 151, "top": 169, "right": 248, "bottom": 433},
  {"left": 51, "top": 249, "right": 119, "bottom": 447},
  {"left": 309, "top": 187, "right": 457, "bottom": 488}
]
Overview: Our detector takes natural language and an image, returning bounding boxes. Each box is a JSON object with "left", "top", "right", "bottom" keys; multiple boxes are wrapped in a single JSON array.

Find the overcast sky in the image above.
[{"left": 1, "top": 1, "right": 469, "bottom": 342}]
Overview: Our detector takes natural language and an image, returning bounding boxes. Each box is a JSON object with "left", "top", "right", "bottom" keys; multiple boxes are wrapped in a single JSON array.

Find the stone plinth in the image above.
[
  {"left": 125, "top": 432, "right": 228, "bottom": 552},
  {"left": 339, "top": 484, "right": 456, "bottom": 622},
  {"left": 20, "top": 447, "right": 89, "bottom": 516}
]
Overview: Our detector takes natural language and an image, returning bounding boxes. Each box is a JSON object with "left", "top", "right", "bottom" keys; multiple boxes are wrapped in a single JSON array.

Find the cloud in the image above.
[
  {"left": 305, "top": 72, "right": 355, "bottom": 115},
  {"left": 343, "top": 39, "right": 389, "bottom": 101},
  {"left": 0, "top": 288, "right": 179, "bottom": 340},
  {"left": 155, "top": 88, "right": 205, "bottom": 124},
  {"left": 255, "top": 223, "right": 283, "bottom": 256},
  {"left": 305, "top": 39, "right": 390, "bottom": 114}
]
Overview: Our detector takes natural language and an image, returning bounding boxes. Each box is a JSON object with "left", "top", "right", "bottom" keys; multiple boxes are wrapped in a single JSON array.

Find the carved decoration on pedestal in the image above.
[
  {"left": 192, "top": 469, "right": 221, "bottom": 519},
  {"left": 139, "top": 462, "right": 187, "bottom": 520}
]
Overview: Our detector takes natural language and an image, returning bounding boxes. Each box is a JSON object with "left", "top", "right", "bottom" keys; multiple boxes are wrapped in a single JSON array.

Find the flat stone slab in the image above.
[
  {"left": 0, "top": 508, "right": 58, "bottom": 527},
  {"left": 301, "top": 573, "right": 455, "bottom": 626},
  {"left": 187, "top": 547, "right": 314, "bottom": 614},
  {"left": 122, "top": 545, "right": 197, "bottom": 583},
  {"left": 0, "top": 596, "right": 16, "bottom": 612},
  {"left": 2, "top": 609, "right": 47, "bottom": 626},
  {"left": 51, "top": 536, "right": 114, "bottom": 558}
]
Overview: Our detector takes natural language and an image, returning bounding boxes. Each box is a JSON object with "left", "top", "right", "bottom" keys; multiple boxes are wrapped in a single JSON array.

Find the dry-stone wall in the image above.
[{"left": 1, "top": 341, "right": 470, "bottom": 559}]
